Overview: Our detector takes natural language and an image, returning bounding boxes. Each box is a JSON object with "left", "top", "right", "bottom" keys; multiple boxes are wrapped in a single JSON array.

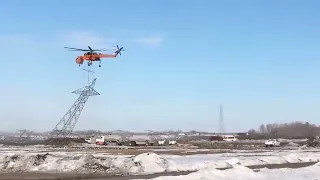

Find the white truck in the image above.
[
  {"left": 127, "top": 135, "right": 155, "bottom": 146},
  {"left": 95, "top": 136, "right": 106, "bottom": 145},
  {"left": 265, "top": 139, "right": 281, "bottom": 147},
  {"left": 169, "top": 140, "right": 177, "bottom": 145},
  {"left": 158, "top": 139, "right": 165, "bottom": 145},
  {"left": 103, "top": 134, "right": 124, "bottom": 145}
]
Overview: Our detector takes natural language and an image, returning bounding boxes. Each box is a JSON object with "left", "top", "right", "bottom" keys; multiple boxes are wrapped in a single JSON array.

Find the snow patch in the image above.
[
  {"left": 144, "top": 162, "right": 320, "bottom": 180},
  {"left": 0, "top": 152, "right": 172, "bottom": 174},
  {"left": 126, "top": 152, "right": 171, "bottom": 174},
  {"left": 1, "top": 149, "right": 320, "bottom": 176}
]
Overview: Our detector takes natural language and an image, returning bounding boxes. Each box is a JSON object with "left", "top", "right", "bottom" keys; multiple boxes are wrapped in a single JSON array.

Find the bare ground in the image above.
[
  {"left": 25, "top": 147, "right": 272, "bottom": 156},
  {"left": 0, "top": 162, "right": 317, "bottom": 180}
]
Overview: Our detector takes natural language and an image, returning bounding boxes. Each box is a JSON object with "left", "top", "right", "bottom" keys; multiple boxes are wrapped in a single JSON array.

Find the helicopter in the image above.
[{"left": 64, "top": 45, "right": 125, "bottom": 67}]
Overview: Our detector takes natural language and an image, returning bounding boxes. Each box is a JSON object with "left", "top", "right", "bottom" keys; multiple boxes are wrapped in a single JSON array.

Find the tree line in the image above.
[{"left": 240, "top": 121, "right": 320, "bottom": 140}]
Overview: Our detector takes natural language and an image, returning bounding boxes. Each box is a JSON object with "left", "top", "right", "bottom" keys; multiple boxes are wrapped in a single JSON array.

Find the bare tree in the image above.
[
  {"left": 248, "top": 129, "right": 256, "bottom": 135},
  {"left": 259, "top": 124, "right": 266, "bottom": 134},
  {"left": 266, "top": 124, "right": 272, "bottom": 134},
  {"left": 247, "top": 121, "right": 320, "bottom": 139}
]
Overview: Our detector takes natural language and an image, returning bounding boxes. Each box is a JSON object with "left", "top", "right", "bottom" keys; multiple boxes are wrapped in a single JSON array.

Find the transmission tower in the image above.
[
  {"left": 51, "top": 78, "right": 100, "bottom": 137},
  {"left": 218, "top": 105, "right": 225, "bottom": 134}
]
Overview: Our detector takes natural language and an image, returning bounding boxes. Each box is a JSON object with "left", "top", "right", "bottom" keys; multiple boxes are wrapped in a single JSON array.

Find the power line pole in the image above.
[{"left": 219, "top": 105, "right": 225, "bottom": 134}]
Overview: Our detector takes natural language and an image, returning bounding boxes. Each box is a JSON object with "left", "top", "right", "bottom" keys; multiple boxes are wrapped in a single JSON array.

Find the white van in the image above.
[{"left": 223, "top": 135, "right": 238, "bottom": 142}]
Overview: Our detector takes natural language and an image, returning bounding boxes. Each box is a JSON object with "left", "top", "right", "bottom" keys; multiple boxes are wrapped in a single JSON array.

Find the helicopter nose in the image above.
[{"left": 76, "top": 56, "right": 84, "bottom": 64}]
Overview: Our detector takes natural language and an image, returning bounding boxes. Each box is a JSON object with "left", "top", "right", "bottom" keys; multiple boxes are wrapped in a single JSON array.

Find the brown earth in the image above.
[
  {"left": 0, "top": 137, "right": 308, "bottom": 151},
  {"left": 45, "top": 138, "right": 87, "bottom": 146}
]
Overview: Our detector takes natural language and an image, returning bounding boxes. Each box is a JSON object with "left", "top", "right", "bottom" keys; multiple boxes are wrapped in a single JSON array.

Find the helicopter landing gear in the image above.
[
  {"left": 99, "top": 60, "right": 101, "bottom": 67},
  {"left": 86, "top": 61, "right": 101, "bottom": 67}
]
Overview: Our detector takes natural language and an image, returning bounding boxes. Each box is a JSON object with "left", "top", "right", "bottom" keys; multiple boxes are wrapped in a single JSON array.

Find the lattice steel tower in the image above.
[
  {"left": 219, "top": 105, "right": 225, "bottom": 134},
  {"left": 51, "top": 78, "right": 100, "bottom": 137}
]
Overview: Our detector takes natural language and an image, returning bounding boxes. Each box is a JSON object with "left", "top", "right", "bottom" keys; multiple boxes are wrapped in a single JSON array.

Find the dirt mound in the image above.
[
  {"left": 45, "top": 138, "right": 86, "bottom": 147},
  {"left": 0, "top": 140, "right": 46, "bottom": 146}
]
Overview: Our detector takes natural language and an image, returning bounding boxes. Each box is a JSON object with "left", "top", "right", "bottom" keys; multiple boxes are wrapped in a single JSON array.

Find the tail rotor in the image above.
[{"left": 115, "top": 45, "right": 125, "bottom": 56}]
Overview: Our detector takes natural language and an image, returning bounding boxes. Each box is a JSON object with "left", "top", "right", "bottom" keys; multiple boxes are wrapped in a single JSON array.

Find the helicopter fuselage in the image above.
[{"left": 76, "top": 54, "right": 101, "bottom": 64}]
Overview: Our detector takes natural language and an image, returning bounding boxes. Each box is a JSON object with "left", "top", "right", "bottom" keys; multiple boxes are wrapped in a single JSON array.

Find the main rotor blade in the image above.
[
  {"left": 68, "top": 49, "right": 90, "bottom": 51},
  {"left": 94, "top": 48, "right": 117, "bottom": 51},
  {"left": 64, "top": 47, "right": 88, "bottom": 51},
  {"left": 91, "top": 49, "right": 106, "bottom": 51},
  {"left": 109, "top": 47, "right": 119, "bottom": 50}
]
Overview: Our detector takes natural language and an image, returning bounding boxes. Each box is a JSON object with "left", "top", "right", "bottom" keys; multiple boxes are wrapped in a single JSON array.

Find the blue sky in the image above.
[{"left": 1, "top": 0, "right": 320, "bottom": 132}]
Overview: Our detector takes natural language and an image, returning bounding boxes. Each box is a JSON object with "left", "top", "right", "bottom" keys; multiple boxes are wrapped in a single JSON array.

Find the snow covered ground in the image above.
[
  {"left": 162, "top": 149, "right": 320, "bottom": 169},
  {"left": 142, "top": 163, "right": 320, "bottom": 180},
  {"left": 1, "top": 147, "right": 320, "bottom": 179}
]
